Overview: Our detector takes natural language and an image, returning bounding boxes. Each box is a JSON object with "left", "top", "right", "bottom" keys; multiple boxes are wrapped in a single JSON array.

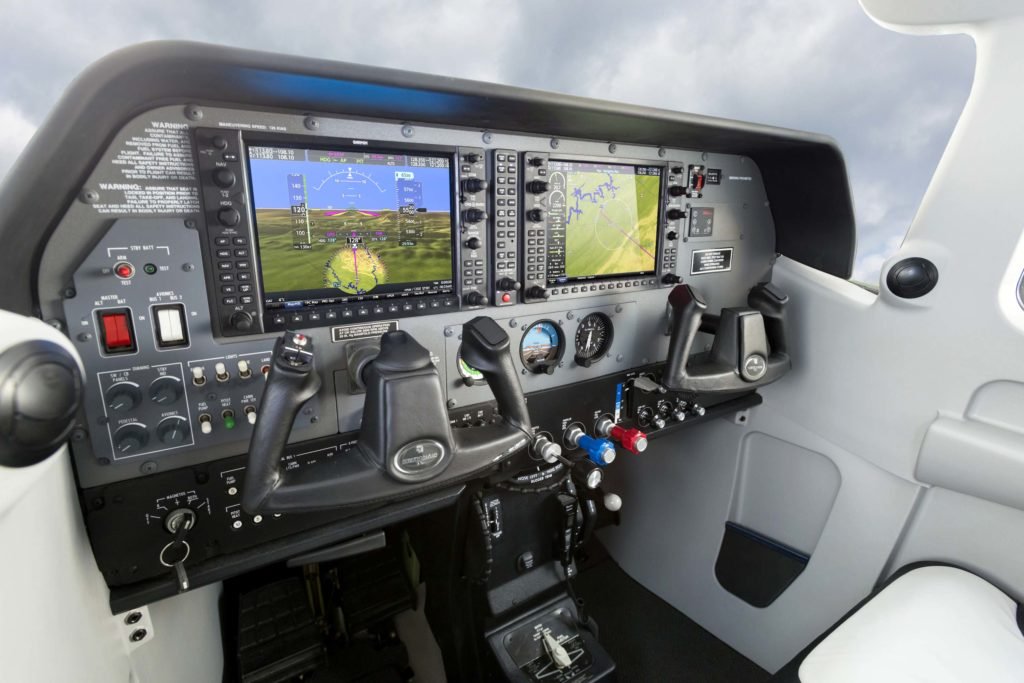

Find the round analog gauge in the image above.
[
  {"left": 456, "top": 346, "right": 485, "bottom": 386},
  {"left": 520, "top": 320, "right": 564, "bottom": 374},
  {"left": 574, "top": 312, "right": 614, "bottom": 367}
]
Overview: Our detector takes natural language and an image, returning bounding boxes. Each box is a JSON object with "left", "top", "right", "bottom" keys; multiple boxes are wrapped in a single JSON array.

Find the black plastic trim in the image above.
[
  {"left": 0, "top": 41, "right": 855, "bottom": 316},
  {"left": 107, "top": 483, "right": 463, "bottom": 613}
]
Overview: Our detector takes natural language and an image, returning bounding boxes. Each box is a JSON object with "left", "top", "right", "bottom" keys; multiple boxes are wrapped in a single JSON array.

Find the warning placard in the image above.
[
  {"left": 690, "top": 248, "right": 733, "bottom": 275},
  {"left": 331, "top": 320, "right": 398, "bottom": 343}
]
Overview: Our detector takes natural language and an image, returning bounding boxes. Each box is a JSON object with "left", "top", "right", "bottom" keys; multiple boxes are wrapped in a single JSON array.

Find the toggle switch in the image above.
[
  {"left": 214, "top": 362, "right": 229, "bottom": 382},
  {"left": 198, "top": 413, "right": 212, "bottom": 434},
  {"left": 191, "top": 366, "right": 206, "bottom": 386},
  {"left": 237, "top": 359, "right": 252, "bottom": 379},
  {"left": 244, "top": 405, "right": 257, "bottom": 425}
]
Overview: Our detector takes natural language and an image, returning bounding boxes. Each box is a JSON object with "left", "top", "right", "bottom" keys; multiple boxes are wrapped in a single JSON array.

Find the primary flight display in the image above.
[{"left": 247, "top": 145, "right": 455, "bottom": 302}]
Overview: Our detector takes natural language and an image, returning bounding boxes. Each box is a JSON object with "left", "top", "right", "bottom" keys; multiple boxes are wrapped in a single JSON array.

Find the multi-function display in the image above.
[
  {"left": 247, "top": 145, "right": 456, "bottom": 307},
  {"left": 545, "top": 160, "right": 662, "bottom": 284}
]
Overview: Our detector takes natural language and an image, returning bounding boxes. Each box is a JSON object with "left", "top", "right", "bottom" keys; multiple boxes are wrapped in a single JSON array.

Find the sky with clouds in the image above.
[{"left": 0, "top": 0, "right": 974, "bottom": 282}]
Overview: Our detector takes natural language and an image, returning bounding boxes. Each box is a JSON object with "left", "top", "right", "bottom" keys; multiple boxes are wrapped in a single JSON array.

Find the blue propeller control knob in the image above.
[{"left": 578, "top": 434, "right": 616, "bottom": 467}]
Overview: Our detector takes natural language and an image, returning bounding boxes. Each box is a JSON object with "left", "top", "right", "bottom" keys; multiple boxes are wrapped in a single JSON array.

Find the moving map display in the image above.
[
  {"left": 247, "top": 145, "right": 455, "bottom": 302},
  {"left": 545, "top": 160, "right": 661, "bottom": 283}
]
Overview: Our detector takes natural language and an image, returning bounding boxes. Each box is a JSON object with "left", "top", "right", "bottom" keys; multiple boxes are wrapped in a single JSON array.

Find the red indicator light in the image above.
[{"left": 113, "top": 262, "right": 135, "bottom": 279}]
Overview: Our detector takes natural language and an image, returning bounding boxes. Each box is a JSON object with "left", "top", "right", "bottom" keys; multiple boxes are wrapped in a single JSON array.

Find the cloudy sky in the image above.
[{"left": 0, "top": 1, "right": 973, "bottom": 282}]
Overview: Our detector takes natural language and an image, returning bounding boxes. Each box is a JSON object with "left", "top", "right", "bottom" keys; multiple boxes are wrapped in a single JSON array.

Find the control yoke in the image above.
[
  {"left": 242, "top": 317, "right": 531, "bottom": 514},
  {"left": 662, "top": 283, "right": 791, "bottom": 393}
]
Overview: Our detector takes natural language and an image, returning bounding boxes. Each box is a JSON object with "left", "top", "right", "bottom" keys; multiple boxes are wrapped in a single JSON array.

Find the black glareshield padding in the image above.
[
  {"left": 662, "top": 283, "right": 791, "bottom": 393},
  {"left": 243, "top": 326, "right": 531, "bottom": 515},
  {"left": 460, "top": 316, "right": 531, "bottom": 430}
]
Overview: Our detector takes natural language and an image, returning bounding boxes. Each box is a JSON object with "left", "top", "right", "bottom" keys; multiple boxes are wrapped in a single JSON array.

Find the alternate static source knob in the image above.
[
  {"left": 465, "top": 236, "right": 482, "bottom": 250},
  {"left": 527, "top": 286, "right": 550, "bottom": 300},
  {"left": 462, "top": 178, "right": 487, "bottom": 194},
  {"left": 496, "top": 277, "right": 521, "bottom": 292},
  {"left": 230, "top": 311, "right": 254, "bottom": 331},
  {"left": 668, "top": 185, "right": 686, "bottom": 197},
  {"left": 462, "top": 208, "right": 485, "bottom": 224},
  {"left": 527, "top": 208, "right": 544, "bottom": 223},
  {"left": 526, "top": 180, "right": 550, "bottom": 194},
  {"left": 464, "top": 292, "right": 489, "bottom": 306}
]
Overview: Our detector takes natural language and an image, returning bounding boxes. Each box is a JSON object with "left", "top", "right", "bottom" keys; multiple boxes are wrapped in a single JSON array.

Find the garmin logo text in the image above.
[{"left": 728, "top": 175, "right": 753, "bottom": 182}]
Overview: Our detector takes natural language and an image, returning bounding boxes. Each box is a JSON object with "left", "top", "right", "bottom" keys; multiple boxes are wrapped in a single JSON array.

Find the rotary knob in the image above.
[
  {"left": 662, "top": 274, "right": 682, "bottom": 285},
  {"left": 462, "top": 178, "right": 487, "bottom": 194},
  {"left": 528, "top": 156, "right": 544, "bottom": 167},
  {"left": 465, "top": 236, "right": 482, "bottom": 250},
  {"left": 464, "top": 292, "right": 488, "bottom": 306},
  {"left": 526, "top": 180, "right": 549, "bottom": 194},
  {"left": 462, "top": 208, "right": 485, "bottom": 224},
  {"left": 113, "top": 423, "right": 149, "bottom": 455},
  {"left": 149, "top": 376, "right": 184, "bottom": 406},
  {"left": 230, "top": 311, "right": 254, "bottom": 331},
  {"left": 527, "top": 208, "right": 544, "bottom": 223},
  {"left": 666, "top": 230, "right": 679, "bottom": 241},
  {"left": 156, "top": 416, "right": 191, "bottom": 446},
  {"left": 212, "top": 167, "right": 236, "bottom": 189},
  {"left": 527, "top": 285, "right": 550, "bottom": 300},
  {"left": 496, "top": 277, "right": 520, "bottom": 291},
  {"left": 217, "top": 206, "right": 240, "bottom": 226},
  {"left": 105, "top": 382, "right": 141, "bottom": 413},
  {"left": 666, "top": 208, "right": 685, "bottom": 221},
  {"left": 668, "top": 185, "right": 686, "bottom": 197}
]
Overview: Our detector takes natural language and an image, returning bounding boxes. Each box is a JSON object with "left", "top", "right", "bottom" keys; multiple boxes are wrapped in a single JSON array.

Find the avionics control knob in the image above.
[
  {"left": 113, "top": 423, "right": 149, "bottom": 455},
  {"left": 149, "top": 376, "right": 184, "bottom": 406},
  {"left": 464, "top": 292, "right": 488, "bottom": 306},
  {"left": 156, "top": 416, "right": 190, "bottom": 446},
  {"left": 527, "top": 285, "right": 550, "bottom": 300},
  {"left": 217, "top": 206, "right": 240, "bottom": 227},
  {"left": 666, "top": 208, "right": 685, "bottom": 221},
  {"left": 229, "top": 311, "right": 254, "bottom": 332},
  {"left": 526, "top": 180, "right": 549, "bottom": 194},
  {"left": 528, "top": 156, "right": 544, "bottom": 167},
  {"left": 662, "top": 274, "right": 681, "bottom": 285},
  {"left": 527, "top": 208, "right": 544, "bottom": 223},
  {"left": 666, "top": 231, "right": 679, "bottom": 241},
  {"left": 497, "top": 277, "right": 521, "bottom": 291},
  {"left": 212, "top": 167, "right": 236, "bottom": 188},
  {"left": 105, "top": 382, "right": 141, "bottom": 413},
  {"left": 462, "top": 178, "right": 487, "bottom": 194},
  {"left": 462, "top": 208, "right": 485, "bottom": 224},
  {"left": 465, "top": 236, "right": 482, "bottom": 250},
  {"left": 668, "top": 185, "right": 686, "bottom": 197},
  {"left": 464, "top": 152, "right": 481, "bottom": 163}
]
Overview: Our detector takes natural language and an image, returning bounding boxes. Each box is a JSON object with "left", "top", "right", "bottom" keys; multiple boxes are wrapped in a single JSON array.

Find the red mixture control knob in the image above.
[{"left": 608, "top": 425, "right": 648, "bottom": 454}]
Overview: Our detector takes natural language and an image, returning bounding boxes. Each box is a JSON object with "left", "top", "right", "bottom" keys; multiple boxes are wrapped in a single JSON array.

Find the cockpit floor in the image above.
[{"left": 575, "top": 558, "right": 768, "bottom": 682}]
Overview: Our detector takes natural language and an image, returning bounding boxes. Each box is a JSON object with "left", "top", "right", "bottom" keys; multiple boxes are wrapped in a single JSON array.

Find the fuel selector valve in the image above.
[
  {"left": 595, "top": 417, "right": 648, "bottom": 455},
  {"left": 565, "top": 425, "right": 616, "bottom": 467}
]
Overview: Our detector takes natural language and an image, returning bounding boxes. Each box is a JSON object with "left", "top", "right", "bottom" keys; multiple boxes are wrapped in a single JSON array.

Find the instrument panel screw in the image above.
[
  {"left": 184, "top": 219, "right": 197, "bottom": 229},
  {"left": 616, "top": 354, "right": 624, "bottom": 362},
  {"left": 63, "top": 287, "right": 76, "bottom": 299},
  {"left": 615, "top": 305, "right": 623, "bottom": 314},
  {"left": 182, "top": 263, "right": 195, "bottom": 272},
  {"left": 701, "top": 152, "right": 709, "bottom": 161},
  {"left": 608, "top": 143, "right": 617, "bottom": 154},
  {"left": 124, "top": 612, "right": 143, "bottom": 625},
  {"left": 566, "top": 312, "right": 574, "bottom": 320},
  {"left": 140, "top": 461, "right": 157, "bottom": 475},
  {"left": 509, "top": 319, "right": 518, "bottom": 328},
  {"left": 72, "top": 428, "right": 88, "bottom": 442},
  {"left": 184, "top": 104, "right": 203, "bottom": 121},
  {"left": 77, "top": 332, "right": 92, "bottom": 342},
  {"left": 482, "top": 131, "right": 493, "bottom": 144},
  {"left": 550, "top": 138, "right": 560, "bottom": 149},
  {"left": 658, "top": 147, "right": 667, "bottom": 158},
  {"left": 130, "top": 629, "right": 148, "bottom": 642},
  {"left": 447, "top": 399, "right": 457, "bottom": 409},
  {"left": 444, "top": 327, "right": 454, "bottom": 337},
  {"left": 521, "top": 368, "right": 528, "bottom": 375},
  {"left": 401, "top": 124, "right": 415, "bottom": 138},
  {"left": 304, "top": 116, "right": 320, "bottom": 131},
  {"left": 79, "top": 189, "right": 99, "bottom": 204}
]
